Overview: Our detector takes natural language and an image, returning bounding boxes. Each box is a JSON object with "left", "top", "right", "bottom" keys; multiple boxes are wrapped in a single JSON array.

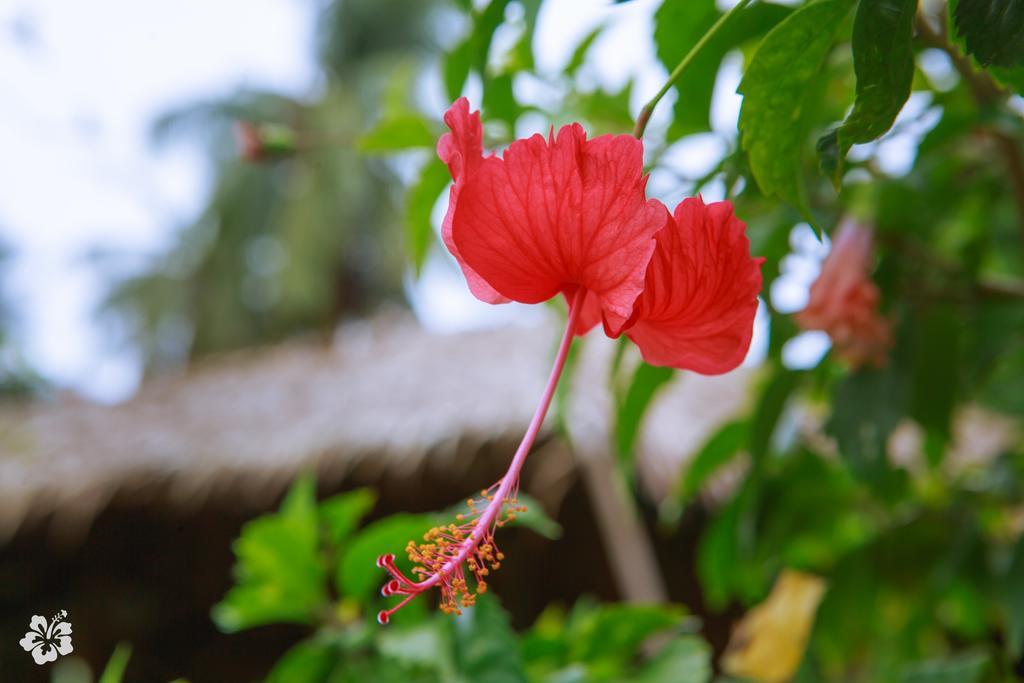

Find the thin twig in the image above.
[{"left": 633, "top": 0, "right": 755, "bottom": 139}]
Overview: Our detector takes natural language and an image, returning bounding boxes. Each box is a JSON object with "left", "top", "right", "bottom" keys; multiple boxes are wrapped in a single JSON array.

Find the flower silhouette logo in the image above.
[{"left": 19, "top": 610, "right": 73, "bottom": 665}]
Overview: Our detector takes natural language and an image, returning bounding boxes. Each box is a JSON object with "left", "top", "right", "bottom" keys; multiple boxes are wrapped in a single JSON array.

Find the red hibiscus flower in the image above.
[{"left": 376, "top": 99, "right": 762, "bottom": 623}]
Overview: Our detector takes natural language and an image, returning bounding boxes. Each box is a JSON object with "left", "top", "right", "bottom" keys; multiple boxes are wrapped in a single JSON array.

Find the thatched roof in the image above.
[
  {"left": 2, "top": 310, "right": 1018, "bottom": 547},
  {"left": 0, "top": 313, "right": 755, "bottom": 543}
]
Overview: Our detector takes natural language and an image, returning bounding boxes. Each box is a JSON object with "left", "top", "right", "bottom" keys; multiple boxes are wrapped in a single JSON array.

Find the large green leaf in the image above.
[
  {"left": 655, "top": 0, "right": 792, "bottom": 137},
  {"left": 950, "top": 0, "right": 1024, "bottom": 68},
  {"left": 738, "top": 0, "right": 855, "bottom": 209},
  {"left": 817, "top": 0, "right": 918, "bottom": 186},
  {"left": 213, "top": 475, "right": 328, "bottom": 632}
]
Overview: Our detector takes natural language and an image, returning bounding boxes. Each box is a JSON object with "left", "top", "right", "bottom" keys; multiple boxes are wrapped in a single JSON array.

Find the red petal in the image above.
[
  {"left": 451, "top": 120, "right": 666, "bottom": 326},
  {"left": 626, "top": 197, "right": 763, "bottom": 374},
  {"left": 438, "top": 98, "right": 509, "bottom": 305}
]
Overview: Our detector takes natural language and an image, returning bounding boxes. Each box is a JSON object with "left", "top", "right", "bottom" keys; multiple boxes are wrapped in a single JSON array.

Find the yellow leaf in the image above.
[{"left": 721, "top": 569, "right": 827, "bottom": 683}]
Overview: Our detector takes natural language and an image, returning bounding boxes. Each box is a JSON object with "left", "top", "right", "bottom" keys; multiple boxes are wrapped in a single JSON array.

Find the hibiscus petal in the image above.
[
  {"left": 452, "top": 122, "right": 666, "bottom": 326},
  {"left": 19, "top": 632, "right": 43, "bottom": 652},
  {"left": 29, "top": 615, "right": 47, "bottom": 635},
  {"left": 437, "top": 98, "right": 509, "bottom": 305},
  {"left": 55, "top": 636, "right": 74, "bottom": 656},
  {"left": 626, "top": 196, "right": 763, "bottom": 374},
  {"left": 51, "top": 622, "right": 72, "bottom": 637},
  {"left": 33, "top": 643, "right": 58, "bottom": 665}
]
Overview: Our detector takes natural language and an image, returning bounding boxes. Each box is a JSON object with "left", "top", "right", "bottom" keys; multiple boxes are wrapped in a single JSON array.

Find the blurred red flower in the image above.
[{"left": 796, "top": 221, "right": 891, "bottom": 367}]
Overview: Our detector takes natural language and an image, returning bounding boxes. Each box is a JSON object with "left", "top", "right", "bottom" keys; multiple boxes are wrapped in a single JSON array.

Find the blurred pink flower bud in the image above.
[
  {"left": 234, "top": 121, "right": 264, "bottom": 162},
  {"left": 795, "top": 221, "right": 891, "bottom": 368}
]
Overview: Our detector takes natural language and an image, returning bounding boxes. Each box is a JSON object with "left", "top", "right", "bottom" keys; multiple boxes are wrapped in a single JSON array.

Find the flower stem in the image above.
[
  {"left": 633, "top": 0, "right": 755, "bottom": 139},
  {"left": 416, "top": 287, "right": 586, "bottom": 591},
  {"left": 380, "top": 286, "right": 593, "bottom": 626}
]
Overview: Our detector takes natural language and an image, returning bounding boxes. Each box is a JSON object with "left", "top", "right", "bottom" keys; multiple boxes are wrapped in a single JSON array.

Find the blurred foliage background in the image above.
[{"left": 3, "top": 0, "right": 1024, "bottom": 681}]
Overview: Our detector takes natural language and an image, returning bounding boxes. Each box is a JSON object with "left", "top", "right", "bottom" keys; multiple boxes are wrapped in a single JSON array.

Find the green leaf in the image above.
[
  {"left": 696, "top": 477, "right": 760, "bottom": 608},
  {"left": 508, "top": 0, "right": 542, "bottom": 73},
  {"left": 98, "top": 644, "right": 132, "bottom": 683},
  {"left": 655, "top": 1, "right": 791, "bottom": 137},
  {"left": 444, "top": 38, "right": 473, "bottom": 101},
  {"left": 449, "top": 594, "right": 529, "bottom": 683},
  {"left": 571, "top": 604, "right": 686, "bottom": 665},
  {"left": 950, "top": 0, "right": 1024, "bottom": 68},
  {"left": 566, "top": 25, "right": 605, "bottom": 75},
  {"left": 817, "top": 0, "right": 918, "bottom": 186},
  {"left": 900, "top": 651, "right": 989, "bottom": 683},
  {"left": 572, "top": 81, "right": 636, "bottom": 136},
  {"left": 990, "top": 64, "right": 1024, "bottom": 93},
  {"left": 474, "top": 0, "right": 513, "bottom": 73},
  {"left": 319, "top": 488, "right": 376, "bottom": 547},
  {"left": 405, "top": 158, "right": 450, "bottom": 276},
  {"left": 634, "top": 636, "right": 712, "bottom": 683},
  {"left": 614, "top": 362, "right": 675, "bottom": 468},
  {"left": 1004, "top": 534, "right": 1024, "bottom": 656},
  {"left": 378, "top": 621, "right": 455, "bottom": 676},
  {"left": 447, "top": 0, "right": 513, "bottom": 101},
  {"left": 738, "top": 0, "right": 855, "bottom": 209},
  {"left": 266, "top": 639, "right": 337, "bottom": 683},
  {"left": 909, "top": 306, "right": 960, "bottom": 441},
  {"left": 826, "top": 366, "right": 908, "bottom": 482},
  {"left": 281, "top": 471, "right": 319, "bottom": 523},
  {"left": 213, "top": 475, "right": 327, "bottom": 632},
  {"left": 654, "top": 0, "right": 719, "bottom": 135},
  {"left": 749, "top": 369, "right": 802, "bottom": 462},
  {"left": 510, "top": 493, "right": 563, "bottom": 540},
  {"left": 357, "top": 115, "right": 436, "bottom": 153},
  {"left": 483, "top": 72, "right": 523, "bottom": 130},
  {"left": 443, "top": 492, "right": 562, "bottom": 540},
  {"left": 337, "top": 513, "right": 439, "bottom": 602},
  {"left": 680, "top": 420, "right": 749, "bottom": 499}
]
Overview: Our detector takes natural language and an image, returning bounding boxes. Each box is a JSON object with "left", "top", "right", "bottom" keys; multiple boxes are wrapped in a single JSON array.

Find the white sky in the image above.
[
  {"left": 0, "top": 0, "right": 845, "bottom": 402},
  {"left": 0, "top": 0, "right": 317, "bottom": 400}
]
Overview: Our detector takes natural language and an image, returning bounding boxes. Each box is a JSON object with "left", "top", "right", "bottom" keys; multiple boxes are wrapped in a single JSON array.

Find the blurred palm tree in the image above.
[
  {"left": 0, "top": 241, "right": 43, "bottom": 398},
  {"left": 102, "top": 0, "right": 445, "bottom": 372}
]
